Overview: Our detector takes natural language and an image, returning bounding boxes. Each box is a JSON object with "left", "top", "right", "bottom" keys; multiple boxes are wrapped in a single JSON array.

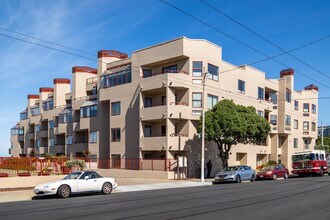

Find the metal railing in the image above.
[{"left": 0, "top": 157, "right": 178, "bottom": 177}]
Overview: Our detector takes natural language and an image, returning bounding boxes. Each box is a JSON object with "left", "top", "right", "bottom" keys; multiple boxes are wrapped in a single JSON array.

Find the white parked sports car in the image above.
[{"left": 33, "top": 171, "right": 117, "bottom": 198}]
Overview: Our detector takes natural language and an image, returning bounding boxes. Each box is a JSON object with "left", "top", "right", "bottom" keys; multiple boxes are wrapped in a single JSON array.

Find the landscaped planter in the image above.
[
  {"left": 38, "top": 172, "right": 50, "bottom": 176},
  {"left": 18, "top": 172, "right": 31, "bottom": 177},
  {"left": 0, "top": 173, "right": 9, "bottom": 177}
]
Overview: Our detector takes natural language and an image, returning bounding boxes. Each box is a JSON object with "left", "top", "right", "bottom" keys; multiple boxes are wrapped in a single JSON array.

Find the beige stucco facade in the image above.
[{"left": 10, "top": 37, "right": 318, "bottom": 177}]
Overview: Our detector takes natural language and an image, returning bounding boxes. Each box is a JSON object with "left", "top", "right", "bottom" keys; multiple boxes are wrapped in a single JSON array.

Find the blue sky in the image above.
[{"left": 0, "top": 0, "right": 329, "bottom": 156}]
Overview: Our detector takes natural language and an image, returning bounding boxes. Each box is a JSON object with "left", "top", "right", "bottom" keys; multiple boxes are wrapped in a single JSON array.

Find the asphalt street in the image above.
[{"left": 1, "top": 177, "right": 330, "bottom": 220}]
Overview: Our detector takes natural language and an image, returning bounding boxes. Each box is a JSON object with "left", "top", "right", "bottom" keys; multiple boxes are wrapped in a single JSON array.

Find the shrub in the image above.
[{"left": 65, "top": 159, "right": 86, "bottom": 170}]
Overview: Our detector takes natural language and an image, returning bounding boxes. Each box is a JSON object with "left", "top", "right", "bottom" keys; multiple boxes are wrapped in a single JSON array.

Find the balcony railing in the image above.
[
  {"left": 86, "top": 76, "right": 98, "bottom": 84},
  {"left": 141, "top": 70, "right": 189, "bottom": 79},
  {"left": 170, "top": 102, "right": 188, "bottom": 106}
]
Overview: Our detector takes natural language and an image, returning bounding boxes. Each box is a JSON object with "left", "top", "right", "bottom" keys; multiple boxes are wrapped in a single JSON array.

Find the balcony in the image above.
[
  {"left": 39, "top": 146, "right": 48, "bottom": 154},
  {"left": 50, "top": 145, "right": 65, "bottom": 155},
  {"left": 140, "top": 71, "right": 190, "bottom": 91},
  {"left": 80, "top": 118, "right": 91, "bottom": 130},
  {"left": 18, "top": 134, "right": 24, "bottom": 142},
  {"left": 168, "top": 102, "right": 190, "bottom": 119},
  {"left": 27, "top": 132, "right": 35, "bottom": 140},
  {"left": 57, "top": 123, "right": 67, "bottom": 134},
  {"left": 140, "top": 106, "right": 166, "bottom": 121},
  {"left": 168, "top": 134, "right": 189, "bottom": 151},
  {"left": 140, "top": 136, "right": 167, "bottom": 151},
  {"left": 39, "top": 130, "right": 48, "bottom": 138}
]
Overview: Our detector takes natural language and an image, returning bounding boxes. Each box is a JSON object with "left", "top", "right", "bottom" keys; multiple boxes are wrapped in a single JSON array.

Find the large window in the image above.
[
  {"left": 49, "top": 138, "right": 54, "bottom": 147},
  {"left": 89, "top": 131, "right": 98, "bottom": 143},
  {"left": 49, "top": 120, "right": 54, "bottom": 129},
  {"left": 144, "top": 98, "right": 152, "bottom": 108},
  {"left": 285, "top": 115, "right": 291, "bottom": 126},
  {"left": 294, "top": 138, "right": 298, "bottom": 148},
  {"left": 238, "top": 80, "right": 245, "bottom": 94},
  {"left": 258, "top": 110, "right": 264, "bottom": 117},
  {"left": 192, "top": 93, "right": 202, "bottom": 108},
  {"left": 294, "top": 119, "right": 298, "bottom": 129},
  {"left": 162, "top": 65, "right": 177, "bottom": 73},
  {"left": 80, "top": 105, "right": 97, "bottom": 118},
  {"left": 286, "top": 90, "right": 291, "bottom": 103},
  {"left": 43, "top": 100, "right": 54, "bottom": 111},
  {"left": 36, "top": 140, "right": 40, "bottom": 148},
  {"left": 258, "top": 87, "right": 264, "bottom": 100},
  {"left": 294, "top": 100, "right": 299, "bottom": 111},
  {"left": 270, "top": 115, "right": 277, "bottom": 125},
  {"left": 143, "top": 69, "right": 152, "bottom": 78},
  {"left": 101, "top": 65, "right": 131, "bottom": 88},
  {"left": 20, "top": 111, "right": 28, "bottom": 120},
  {"left": 111, "top": 128, "right": 121, "bottom": 142},
  {"left": 35, "top": 125, "right": 40, "bottom": 133},
  {"left": 59, "top": 113, "right": 72, "bottom": 124},
  {"left": 207, "top": 94, "right": 218, "bottom": 109},
  {"left": 303, "top": 103, "right": 309, "bottom": 112},
  {"left": 193, "top": 61, "right": 203, "bottom": 77},
  {"left": 30, "top": 106, "right": 40, "bottom": 116},
  {"left": 207, "top": 63, "right": 219, "bottom": 81},
  {"left": 303, "top": 121, "right": 309, "bottom": 131},
  {"left": 67, "top": 135, "right": 73, "bottom": 145},
  {"left": 111, "top": 102, "right": 121, "bottom": 116},
  {"left": 144, "top": 126, "right": 151, "bottom": 137},
  {"left": 312, "top": 104, "right": 316, "bottom": 114},
  {"left": 270, "top": 92, "right": 277, "bottom": 104}
]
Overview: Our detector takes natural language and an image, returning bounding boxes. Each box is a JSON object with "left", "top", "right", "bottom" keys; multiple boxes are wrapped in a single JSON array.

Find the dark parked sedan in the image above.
[{"left": 256, "top": 164, "right": 289, "bottom": 180}]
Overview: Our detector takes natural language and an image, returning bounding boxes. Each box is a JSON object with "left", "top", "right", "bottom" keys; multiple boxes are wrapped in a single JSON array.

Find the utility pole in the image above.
[
  {"left": 321, "top": 122, "right": 324, "bottom": 146},
  {"left": 201, "top": 70, "right": 207, "bottom": 183}
]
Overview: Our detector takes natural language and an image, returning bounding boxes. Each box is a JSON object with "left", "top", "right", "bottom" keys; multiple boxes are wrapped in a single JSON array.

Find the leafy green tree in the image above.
[
  {"left": 315, "top": 136, "right": 330, "bottom": 153},
  {"left": 198, "top": 99, "right": 271, "bottom": 167}
]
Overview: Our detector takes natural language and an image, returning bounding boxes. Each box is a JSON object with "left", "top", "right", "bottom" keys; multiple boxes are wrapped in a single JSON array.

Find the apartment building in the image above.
[{"left": 10, "top": 37, "right": 318, "bottom": 177}]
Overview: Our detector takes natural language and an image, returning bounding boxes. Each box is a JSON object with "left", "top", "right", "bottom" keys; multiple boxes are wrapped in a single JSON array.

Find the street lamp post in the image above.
[{"left": 201, "top": 71, "right": 207, "bottom": 183}]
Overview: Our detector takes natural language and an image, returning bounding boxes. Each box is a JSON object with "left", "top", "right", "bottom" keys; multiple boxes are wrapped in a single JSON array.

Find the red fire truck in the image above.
[{"left": 291, "top": 150, "right": 327, "bottom": 176}]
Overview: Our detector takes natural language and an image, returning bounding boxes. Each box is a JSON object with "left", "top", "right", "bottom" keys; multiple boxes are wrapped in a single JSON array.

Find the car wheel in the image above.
[
  {"left": 58, "top": 185, "right": 70, "bottom": 198},
  {"left": 284, "top": 173, "right": 289, "bottom": 179},
  {"left": 235, "top": 175, "right": 241, "bottom": 183},
  {"left": 102, "top": 182, "right": 113, "bottom": 194},
  {"left": 272, "top": 174, "right": 277, "bottom": 180},
  {"left": 328, "top": 172, "right": 330, "bottom": 176},
  {"left": 250, "top": 174, "right": 256, "bottom": 182}
]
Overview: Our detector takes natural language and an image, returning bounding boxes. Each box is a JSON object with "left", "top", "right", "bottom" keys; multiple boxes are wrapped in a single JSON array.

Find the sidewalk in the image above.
[{"left": 0, "top": 176, "right": 213, "bottom": 203}]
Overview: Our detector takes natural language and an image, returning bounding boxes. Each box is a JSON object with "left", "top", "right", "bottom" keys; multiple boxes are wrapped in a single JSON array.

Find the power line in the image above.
[
  {"left": 200, "top": 0, "right": 330, "bottom": 80},
  {"left": 160, "top": 0, "right": 330, "bottom": 89},
  {"left": 0, "top": 26, "right": 95, "bottom": 57}
]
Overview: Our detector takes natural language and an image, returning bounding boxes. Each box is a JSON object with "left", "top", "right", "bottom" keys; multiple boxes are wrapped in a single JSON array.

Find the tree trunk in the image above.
[
  {"left": 217, "top": 142, "right": 231, "bottom": 168},
  {"left": 219, "top": 155, "right": 228, "bottom": 168}
]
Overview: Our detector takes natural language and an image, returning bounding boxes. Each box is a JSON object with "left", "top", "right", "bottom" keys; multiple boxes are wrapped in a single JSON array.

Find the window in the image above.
[
  {"left": 270, "top": 115, "right": 277, "bottom": 125},
  {"left": 111, "top": 102, "right": 121, "bottom": 116},
  {"left": 312, "top": 104, "right": 316, "bottom": 114},
  {"left": 43, "top": 100, "right": 54, "bottom": 111},
  {"left": 258, "top": 110, "right": 264, "bottom": 117},
  {"left": 49, "top": 138, "right": 54, "bottom": 147},
  {"left": 294, "top": 119, "right": 298, "bottom": 129},
  {"left": 294, "top": 100, "right": 299, "bottom": 111},
  {"left": 304, "top": 139, "right": 310, "bottom": 149},
  {"left": 59, "top": 113, "right": 72, "bottom": 123},
  {"left": 101, "top": 65, "right": 131, "bottom": 88},
  {"left": 293, "top": 138, "right": 298, "bottom": 148},
  {"left": 89, "top": 131, "right": 98, "bottom": 143},
  {"left": 303, "top": 103, "right": 309, "bottom": 112},
  {"left": 207, "top": 94, "right": 218, "bottom": 109},
  {"left": 303, "top": 121, "right": 309, "bottom": 130},
  {"left": 80, "top": 105, "right": 97, "bottom": 118},
  {"left": 161, "top": 125, "right": 166, "bottom": 136},
  {"left": 312, "top": 122, "right": 316, "bottom": 131},
  {"left": 285, "top": 115, "right": 291, "bottom": 126},
  {"left": 35, "top": 125, "right": 40, "bottom": 133},
  {"left": 111, "top": 128, "right": 120, "bottom": 142},
  {"left": 161, "top": 96, "right": 166, "bottom": 106},
  {"left": 258, "top": 87, "right": 264, "bottom": 100},
  {"left": 49, "top": 120, "right": 54, "bottom": 129},
  {"left": 144, "top": 98, "right": 152, "bottom": 108},
  {"left": 286, "top": 90, "right": 291, "bottom": 103},
  {"left": 238, "top": 80, "right": 245, "bottom": 94},
  {"left": 67, "top": 135, "right": 73, "bottom": 145},
  {"left": 162, "top": 65, "right": 177, "bottom": 73},
  {"left": 143, "top": 69, "right": 152, "bottom": 78},
  {"left": 207, "top": 63, "right": 219, "bottom": 81},
  {"left": 30, "top": 106, "right": 40, "bottom": 116},
  {"left": 144, "top": 126, "right": 151, "bottom": 137},
  {"left": 270, "top": 92, "right": 277, "bottom": 104},
  {"left": 193, "top": 61, "right": 203, "bottom": 77},
  {"left": 192, "top": 93, "right": 202, "bottom": 108},
  {"left": 20, "top": 111, "right": 28, "bottom": 120},
  {"left": 36, "top": 140, "right": 40, "bottom": 148}
]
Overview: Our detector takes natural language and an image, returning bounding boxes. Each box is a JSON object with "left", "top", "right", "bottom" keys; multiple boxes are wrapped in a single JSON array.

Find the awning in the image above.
[
  {"left": 11, "top": 124, "right": 20, "bottom": 129},
  {"left": 43, "top": 97, "right": 53, "bottom": 102},
  {"left": 59, "top": 108, "right": 72, "bottom": 115},
  {"left": 81, "top": 99, "right": 97, "bottom": 107},
  {"left": 20, "top": 108, "right": 27, "bottom": 114},
  {"left": 30, "top": 104, "right": 39, "bottom": 109}
]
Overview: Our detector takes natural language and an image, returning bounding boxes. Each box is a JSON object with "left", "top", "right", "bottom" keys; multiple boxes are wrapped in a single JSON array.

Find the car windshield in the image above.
[
  {"left": 222, "top": 166, "right": 239, "bottom": 172},
  {"left": 261, "top": 165, "right": 275, "bottom": 171},
  {"left": 292, "top": 153, "right": 315, "bottom": 162},
  {"left": 63, "top": 172, "right": 82, "bottom": 180}
]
